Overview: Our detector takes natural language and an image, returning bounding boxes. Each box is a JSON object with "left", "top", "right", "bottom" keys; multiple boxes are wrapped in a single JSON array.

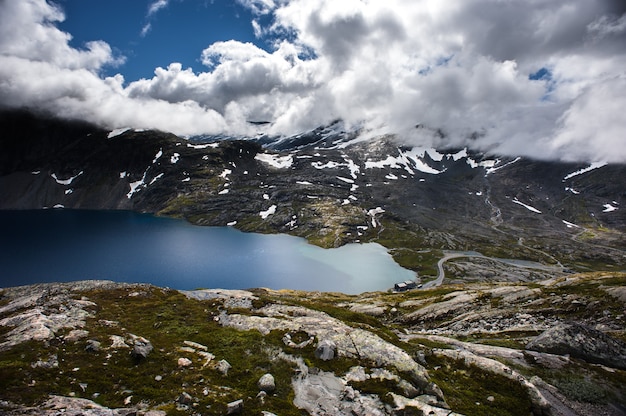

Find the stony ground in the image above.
[{"left": 0, "top": 273, "right": 624, "bottom": 415}]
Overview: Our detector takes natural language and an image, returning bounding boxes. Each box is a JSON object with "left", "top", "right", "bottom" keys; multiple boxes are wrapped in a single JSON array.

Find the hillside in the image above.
[
  {"left": 0, "top": 275, "right": 625, "bottom": 415},
  {"left": 1, "top": 109, "right": 625, "bottom": 415},
  {"left": 1, "top": 109, "right": 625, "bottom": 278}
]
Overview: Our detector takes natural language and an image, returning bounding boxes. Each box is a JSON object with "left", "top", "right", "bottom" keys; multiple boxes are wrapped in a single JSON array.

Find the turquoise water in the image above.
[{"left": 0, "top": 210, "right": 415, "bottom": 294}]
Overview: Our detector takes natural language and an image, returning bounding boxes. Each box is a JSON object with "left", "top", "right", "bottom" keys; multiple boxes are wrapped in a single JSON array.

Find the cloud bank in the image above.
[{"left": 1, "top": 0, "right": 625, "bottom": 162}]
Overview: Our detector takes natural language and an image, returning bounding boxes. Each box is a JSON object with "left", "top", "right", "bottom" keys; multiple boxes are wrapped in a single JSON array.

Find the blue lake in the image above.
[{"left": 0, "top": 210, "right": 416, "bottom": 294}]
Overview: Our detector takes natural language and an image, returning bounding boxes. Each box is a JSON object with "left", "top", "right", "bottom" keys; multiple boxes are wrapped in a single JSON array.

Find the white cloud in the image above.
[
  {"left": 147, "top": 0, "right": 170, "bottom": 17},
  {"left": 1, "top": 0, "right": 625, "bottom": 162}
]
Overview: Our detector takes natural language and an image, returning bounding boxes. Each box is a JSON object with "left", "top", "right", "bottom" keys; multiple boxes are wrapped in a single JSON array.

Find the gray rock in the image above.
[
  {"left": 398, "top": 379, "right": 420, "bottom": 399},
  {"left": 226, "top": 399, "right": 244, "bottom": 414},
  {"left": 177, "top": 392, "right": 193, "bottom": 405},
  {"left": 130, "top": 338, "right": 153, "bottom": 360},
  {"left": 314, "top": 339, "right": 336, "bottom": 361},
  {"left": 85, "top": 340, "right": 101, "bottom": 353},
  {"left": 216, "top": 359, "right": 231, "bottom": 375},
  {"left": 64, "top": 329, "right": 89, "bottom": 342},
  {"left": 257, "top": 373, "right": 275, "bottom": 393},
  {"left": 31, "top": 354, "right": 59, "bottom": 369},
  {"left": 526, "top": 323, "right": 626, "bottom": 370}
]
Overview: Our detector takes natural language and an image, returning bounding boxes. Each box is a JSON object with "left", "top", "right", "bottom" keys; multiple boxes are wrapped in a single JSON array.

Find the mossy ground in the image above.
[{"left": 2, "top": 273, "right": 625, "bottom": 414}]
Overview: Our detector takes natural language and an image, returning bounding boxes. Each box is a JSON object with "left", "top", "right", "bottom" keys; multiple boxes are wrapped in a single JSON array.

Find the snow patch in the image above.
[
  {"left": 220, "top": 169, "right": 232, "bottom": 179},
  {"left": 603, "top": 203, "right": 618, "bottom": 213},
  {"left": 170, "top": 153, "right": 180, "bottom": 164},
  {"left": 512, "top": 198, "right": 542, "bottom": 214},
  {"left": 565, "top": 187, "right": 580, "bottom": 195},
  {"left": 227, "top": 221, "right": 237, "bottom": 226},
  {"left": 187, "top": 142, "right": 218, "bottom": 149},
  {"left": 337, "top": 176, "right": 354, "bottom": 184},
  {"left": 296, "top": 181, "right": 313, "bottom": 185},
  {"left": 107, "top": 128, "right": 131, "bottom": 138},
  {"left": 119, "top": 172, "right": 126, "bottom": 179},
  {"left": 51, "top": 171, "right": 83, "bottom": 185},
  {"left": 64, "top": 189, "right": 73, "bottom": 195},
  {"left": 152, "top": 149, "right": 163, "bottom": 164},
  {"left": 255, "top": 153, "right": 293, "bottom": 169},
  {"left": 367, "top": 207, "right": 385, "bottom": 228},
  {"left": 564, "top": 162, "right": 607, "bottom": 181},
  {"left": 562, "top": 220, "right": 580, "bottom": 228},
  {"left": 148, "top": 173, "right": 164, "bottom": 185},
  {"left": 485, "top": 157, "right": 520, "bottom": 175},
  {"left": 219, "top": 189, "right": 229, "bottom": 195},
  {"left": 259, "top": 205, "right": 277, "bottom": 219},
  {"left": 312, "top": 160, "right": 343, "bottom": 169}
]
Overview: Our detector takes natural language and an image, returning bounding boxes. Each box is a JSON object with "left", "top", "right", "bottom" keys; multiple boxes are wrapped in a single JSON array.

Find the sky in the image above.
[{"left": 0, "top": 0, "right": 625, "bottom": 163}]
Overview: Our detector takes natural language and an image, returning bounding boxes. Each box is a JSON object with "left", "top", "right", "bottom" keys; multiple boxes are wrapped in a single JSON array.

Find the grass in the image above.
[{"left": 426, "top": 354, "right": 533, "bottom": 416}]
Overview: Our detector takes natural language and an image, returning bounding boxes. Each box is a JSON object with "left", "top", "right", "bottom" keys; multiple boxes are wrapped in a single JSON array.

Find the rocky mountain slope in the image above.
[
  {"left": 1, "top": 109, "right": 625, "bottom": 278},
  {"left": 0, "top": 275, "right": 624, "bottom": 415},
  {"left": 1, "top": 109, "right": 626, "bottom": 415}
]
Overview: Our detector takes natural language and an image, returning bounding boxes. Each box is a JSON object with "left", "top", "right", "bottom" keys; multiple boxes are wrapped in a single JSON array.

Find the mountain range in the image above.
[{"left": 1, "top": 108, "right": 624, "bottom": 278}]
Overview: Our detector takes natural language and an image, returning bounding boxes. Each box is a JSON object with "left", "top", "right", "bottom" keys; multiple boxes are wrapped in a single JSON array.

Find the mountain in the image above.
[
  {"left": 0, "top": 109, "right": 626, "bottom": 415},
  {"left": 1, "top": 108, "right": 624, "bottom": 277}
]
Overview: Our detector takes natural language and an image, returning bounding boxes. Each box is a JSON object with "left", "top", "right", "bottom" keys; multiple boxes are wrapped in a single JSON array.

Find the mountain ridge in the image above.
[{"left": 1, "top": 108, "right": 624, "bottom": 277}]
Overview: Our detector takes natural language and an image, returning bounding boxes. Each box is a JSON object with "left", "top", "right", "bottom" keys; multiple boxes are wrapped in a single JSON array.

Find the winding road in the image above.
[{"left": 420, "top": 251, "right": 563, "bottom": 289}]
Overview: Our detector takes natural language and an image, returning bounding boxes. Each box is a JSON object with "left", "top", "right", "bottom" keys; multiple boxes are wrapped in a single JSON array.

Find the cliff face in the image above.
[
  {"left": 1, "top": 109, "right": 625, "bottom": 275},
  {"left": 0, "top": 276, "right": 624, "bottom": 415}
]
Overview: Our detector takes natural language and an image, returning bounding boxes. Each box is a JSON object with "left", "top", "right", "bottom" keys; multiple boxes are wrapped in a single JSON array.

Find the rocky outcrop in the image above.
[
  {"left": 1, "top": 276, "right": 625, "bottom": 416},
  {"left": 526, "top": 323, "right": 626, "bottom": 370},
  {"left": 217, "top": 304, "right": 433, "bottom": 393}
]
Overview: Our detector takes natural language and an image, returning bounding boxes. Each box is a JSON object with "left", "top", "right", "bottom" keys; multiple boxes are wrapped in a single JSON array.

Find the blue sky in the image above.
[
  {"left": 58, "top": 0, "right": 269, "bottom": 82},
  {"left": 0, "top": 0, "right": 625, "bottom": 162}
]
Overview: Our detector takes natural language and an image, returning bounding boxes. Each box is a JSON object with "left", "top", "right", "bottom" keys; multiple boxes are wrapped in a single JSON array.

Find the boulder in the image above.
[
  {"left": 177, "top": 358, "right": 192, "bottom": 367},
  {"left": 177, "top": 392, "right": 193, "bottom": 405},
  {"left": 257, "top": 373, "right": 275, "bottom": 393},
  {"left": 226, "top": 399, "right": 243, "bottom": 414},
  {"left": 526, "top": 323, "right": 626, "bottom": 370},
  {"left": 216, "top": 359, "right": 231, "bottom": 375},
  {"left": 130, "top": 338, "right": 153, "bottom": 360},
  {"left": 315, "top": 339, "right": 336, "bottom": 361},
  {"left": 85, "top": 339, "right": 101, "bottom": 353}
]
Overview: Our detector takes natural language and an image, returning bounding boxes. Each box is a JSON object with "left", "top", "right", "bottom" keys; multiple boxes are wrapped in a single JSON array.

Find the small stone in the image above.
[
  {"left": 216, "top": 359, "right": 231, "bottom": 375},
  {"left": 85, "top": 340, "right": 101, "bottom": 353},
  {"left": 124, "top": 395, "right": 132, "bottom": 405},
  {"left": 487, "top": 395, "right": 495, "bottom": 402},
  {"left": 155, "top": 375, "right": 162, "bottom": 382},
  {"left": 256, "top": 390, "right": 267, "bottom": 404},
  {"left": 226, "top": 399, "right": 244, "bottom": 414},
  {"left": 314, "top": 339, "right": 336, "bottom": 361},
  {"left": 131, "top": 338, "right": 153, "bottom": 360},
  {"left": 177, "top": 392, "right": 193, "bottom": 405},
  {"left": 257, "top": 373, "right": 275, "bottom": 393},
  {"left": 178, "top": 358, "right": 192, "bottom": 367},
  {"left": 65, "top": 329, "right": 89, "bottom": 342}
]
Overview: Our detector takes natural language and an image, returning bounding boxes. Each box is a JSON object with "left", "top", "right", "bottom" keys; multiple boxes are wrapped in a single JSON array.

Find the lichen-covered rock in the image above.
[
  {"left": 226, "top": 399, "right": 243, "bottom": 414},
  {"left": 258, "top": 373, "right": 276, "bottom": 393},
  {"left": 526, "top": 323, "right": 626, "bottom": 370},
  {"left": 314, "top": 339, "right": 336, "bottom": 361},
  {"left": 216, "top": 359, "right": 231, "bottom": 375}
]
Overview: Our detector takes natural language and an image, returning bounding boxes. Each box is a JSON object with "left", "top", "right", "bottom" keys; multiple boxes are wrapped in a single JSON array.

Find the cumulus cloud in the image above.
[{"left": 0, "top": 0, "right": 625, "bottom": 162}]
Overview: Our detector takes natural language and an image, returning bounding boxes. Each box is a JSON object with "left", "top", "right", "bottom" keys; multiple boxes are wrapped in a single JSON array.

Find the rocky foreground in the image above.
[{"left": 0, "top": 274, "right": 625, "bottom": 416}]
